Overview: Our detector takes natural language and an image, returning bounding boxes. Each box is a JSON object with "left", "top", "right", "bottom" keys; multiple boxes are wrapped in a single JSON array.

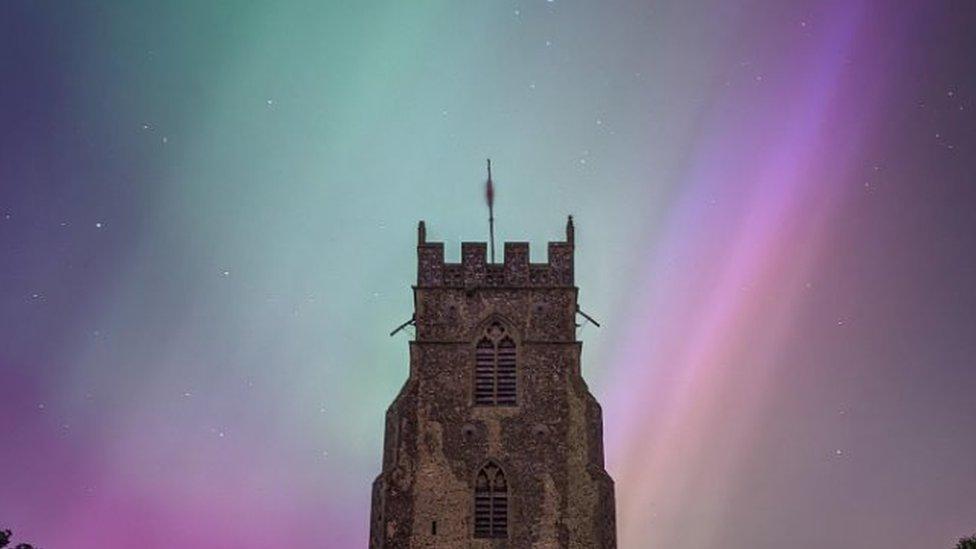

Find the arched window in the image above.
[
  {"left": 474, "top": 322, "right": 517, "bottom": 406},
  {"left": 474, "top": 462, "right": 508, "bottom": 538}
]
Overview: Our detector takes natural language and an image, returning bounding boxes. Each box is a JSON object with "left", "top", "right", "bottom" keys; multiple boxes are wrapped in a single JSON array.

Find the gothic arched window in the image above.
[
  {"left": 474, "top": 462, "right": 508, "bottom": 538},
  {"left": 474, "top": 322, "right": 517, "bottom": 406}
]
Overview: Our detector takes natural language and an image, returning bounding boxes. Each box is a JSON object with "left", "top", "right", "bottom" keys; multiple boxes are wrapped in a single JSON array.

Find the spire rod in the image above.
[{"left": 485, "top": 159, "right": 495, "bottom": 263}]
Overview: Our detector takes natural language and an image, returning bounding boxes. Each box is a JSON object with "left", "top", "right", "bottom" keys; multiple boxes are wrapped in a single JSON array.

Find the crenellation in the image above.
[
  {"left": 416, "top": 220, "right": 575, "bottom": 288},
  {"left": 529, "top": 264, "right": 551, "bottom": 286},
  {"left": 442, "top": 264, "right": 463, "bottom": 287},
  {"left": 418, "top": 242, "right": 445, "bottom": 286},
  {"left": 461, "top": 242, "right": 488, "bottom": 286},
  {"left": 504, "top": 242, "right": 530, "bottom": 285},
  {"left": 547, "top": 242, "right": 574, "bottom": 286},
  {"left": 486, "top": 264, "right": 504, "bottom": 286}
]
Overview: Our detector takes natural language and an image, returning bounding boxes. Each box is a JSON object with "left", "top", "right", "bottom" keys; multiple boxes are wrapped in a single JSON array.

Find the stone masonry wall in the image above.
[{"left": 370, "top": 219, "right": 615, "bottom": 548}]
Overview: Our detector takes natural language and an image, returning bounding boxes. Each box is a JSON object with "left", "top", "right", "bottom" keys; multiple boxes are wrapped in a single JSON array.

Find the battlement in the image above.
[{"left": 416, "top": 217, "right": 575, "bottom": 288}]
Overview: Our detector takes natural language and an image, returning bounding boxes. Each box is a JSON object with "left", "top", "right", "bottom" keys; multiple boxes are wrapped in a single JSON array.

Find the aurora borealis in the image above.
[{"left": 2, "top": 1, "right": 975, "bottom": 547}]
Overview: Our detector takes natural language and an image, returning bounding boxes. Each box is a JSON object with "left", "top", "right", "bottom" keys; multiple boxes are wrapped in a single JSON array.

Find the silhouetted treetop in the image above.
[
  {"left": 956, "top": 534, "right": 976, "bottom": 549},
  {"left": 0, "top": 528, "right": 34, "bottom": 549}
]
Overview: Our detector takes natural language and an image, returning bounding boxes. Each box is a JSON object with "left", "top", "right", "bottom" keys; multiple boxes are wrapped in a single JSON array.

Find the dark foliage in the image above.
[
  {"left": 957, "top": 534, "right": 976, "bottom": 549},
  {"left": 0, "top": 528, "right": 34, "bottom": 549}
]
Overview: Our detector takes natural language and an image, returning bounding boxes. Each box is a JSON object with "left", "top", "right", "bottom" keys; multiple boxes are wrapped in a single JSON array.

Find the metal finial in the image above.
[{"left": 486, "top": 159, "right": 495, "bottom": 263}]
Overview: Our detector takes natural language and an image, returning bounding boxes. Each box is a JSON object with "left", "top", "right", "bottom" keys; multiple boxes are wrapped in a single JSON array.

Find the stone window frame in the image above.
[
  {"left": 473, "top": 460, "right": 510, "bottom": 539},
  {"left": 471, "top": 317, "right": 520, "bottom": 407}
]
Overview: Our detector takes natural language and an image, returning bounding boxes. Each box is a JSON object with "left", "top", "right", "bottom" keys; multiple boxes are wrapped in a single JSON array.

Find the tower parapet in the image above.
[
  {"left": 416, "top": 217, "right": 575, "bottom": 288},
  {"left": 373, "top": 213, "right": 615, "bottom": 548}
]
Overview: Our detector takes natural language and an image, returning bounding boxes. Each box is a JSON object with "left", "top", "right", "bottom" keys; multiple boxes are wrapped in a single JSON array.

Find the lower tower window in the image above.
[{"left": 474, "top": 462, "right": 508, "bottom": 538}]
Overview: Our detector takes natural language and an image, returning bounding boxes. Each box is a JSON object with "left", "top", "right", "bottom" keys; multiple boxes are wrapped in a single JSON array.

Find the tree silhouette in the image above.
[
  {"left": 957, "top": 534, "right": 976, "bottom": 549},
  {"left": 0, "top": 528, "right": 35, "bottom": 549}
]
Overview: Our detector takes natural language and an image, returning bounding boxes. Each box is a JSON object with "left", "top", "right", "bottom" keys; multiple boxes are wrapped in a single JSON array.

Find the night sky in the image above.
[{"left": 1, "top": 1, "right": 975, "bottom": 548}]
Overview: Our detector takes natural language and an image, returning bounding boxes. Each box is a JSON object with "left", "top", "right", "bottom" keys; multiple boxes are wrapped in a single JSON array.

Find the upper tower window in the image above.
[{"left": 474, "top": 322, "right": 517, "bottom": 406}]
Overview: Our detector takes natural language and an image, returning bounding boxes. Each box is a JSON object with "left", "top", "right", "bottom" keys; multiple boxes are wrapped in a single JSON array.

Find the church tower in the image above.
[{"left": 369, "top": 216, "right": 616, "bottom": 548}]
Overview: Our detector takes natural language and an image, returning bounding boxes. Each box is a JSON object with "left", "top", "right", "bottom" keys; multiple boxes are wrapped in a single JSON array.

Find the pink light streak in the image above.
[{"left": 603, "top": 2, "right": 902, "bottom": 545}]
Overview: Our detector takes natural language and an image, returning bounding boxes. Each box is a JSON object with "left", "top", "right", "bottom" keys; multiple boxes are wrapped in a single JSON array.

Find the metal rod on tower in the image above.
[{"left": 486, "top": 158, "right": 496, "bottom": 263}]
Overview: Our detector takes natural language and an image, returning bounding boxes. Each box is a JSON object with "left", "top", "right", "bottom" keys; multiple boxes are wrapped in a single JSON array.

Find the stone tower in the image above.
[{"left": 369, "top": 217, "right": 616, "bottom": 548}]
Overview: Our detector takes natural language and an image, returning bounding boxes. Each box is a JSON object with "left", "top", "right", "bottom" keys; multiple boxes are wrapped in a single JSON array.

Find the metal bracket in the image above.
[
  {"left": 575, "top": 304, "right": 601, "bottom": 328},
  {"left": 389, "top": 314, "right": 416, "bottom": 337}
]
